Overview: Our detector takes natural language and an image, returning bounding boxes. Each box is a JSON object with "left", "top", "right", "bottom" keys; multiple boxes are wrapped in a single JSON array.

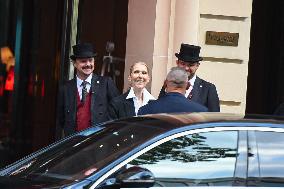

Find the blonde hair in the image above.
[{"left": 129, "top": 62, "right": 149, "bottom": 74}]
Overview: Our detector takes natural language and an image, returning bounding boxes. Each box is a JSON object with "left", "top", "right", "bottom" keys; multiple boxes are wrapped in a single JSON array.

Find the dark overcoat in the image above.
[
  {"left": 56, "top": 74, "right": 119, "bottom": 138},
  {"left": 159, "top": 76, "right": 220, "bottom": 112},
  {"left": 108, "top": 90, "right": 136, "bottom": 120},
  {"left": 138, "top": 92, "right": 208, "bottom": 115}
]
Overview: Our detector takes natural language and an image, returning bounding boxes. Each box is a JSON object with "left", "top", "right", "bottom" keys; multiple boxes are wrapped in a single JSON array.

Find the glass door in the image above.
[{"left": 0, "top": 0, "right": 71, "bottom": 168}]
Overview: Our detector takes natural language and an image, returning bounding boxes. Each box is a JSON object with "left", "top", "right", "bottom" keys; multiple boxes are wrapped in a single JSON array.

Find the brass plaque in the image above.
[{"left": 205, "top": 31, "right": 239, "bottom": 46}]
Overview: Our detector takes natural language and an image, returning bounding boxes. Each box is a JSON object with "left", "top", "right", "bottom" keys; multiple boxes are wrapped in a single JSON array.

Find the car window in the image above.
[
  {"left": 248, "top": 131, "right": 284, "bottom": 186},
  {"left": 4, "top": 118, "right": 170, "bottom": 184},
  {"left": 128, "top": 131, "right": 238, "bottom": 187}
]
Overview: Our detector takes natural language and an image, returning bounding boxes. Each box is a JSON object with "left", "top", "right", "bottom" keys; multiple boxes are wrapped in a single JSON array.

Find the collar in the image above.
[
  {"left": 166, "top": 92, "right": 185, "bottom": 97},
  {"left": 126, "top": 87, "right": 155, "bottom": 101},
  {"left": 76, "top": 73, "right": 93, "bottom": 86},
  {"left": 189, "top": 74, "right": 197, "bottom": 86}
]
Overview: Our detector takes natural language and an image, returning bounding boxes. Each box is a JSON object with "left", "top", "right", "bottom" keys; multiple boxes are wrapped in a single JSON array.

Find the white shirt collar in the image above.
[
  {"left": 76, "top": 74, "right": 92, "bottom": 98},
  {"left": 126, "top": 87, "right": 136, "bottom": 99},
  {"left": 189, "top": 74, "right": 197, "bottom": 86},
  {"left": 126, "top": 87, "right": 155, "bottom": 100},
  {"left": 76, "top": 73, "right": 92, "bottom": 86},
  {"left": 126, "top": 87, "right": 155, "bottom": 115}
]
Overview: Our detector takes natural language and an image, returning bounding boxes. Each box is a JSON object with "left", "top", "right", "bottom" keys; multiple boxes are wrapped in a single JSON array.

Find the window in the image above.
[
  {"left": 128, "top": 131, "right": 238, "bottom": 187},
  {"left": 248, "top": 131, "right": 284, "bottom": 186},
  {"left": 7, "top": 119, "right": 167, "bottom": 183}
]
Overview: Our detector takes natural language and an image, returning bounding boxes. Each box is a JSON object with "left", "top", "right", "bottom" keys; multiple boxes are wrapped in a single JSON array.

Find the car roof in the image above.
[
  {"left": 135, "top": 112, "right": 284, "bottom": 128},
  {"left": 73, "top": 112, "right": 284, "bottom": 143}
]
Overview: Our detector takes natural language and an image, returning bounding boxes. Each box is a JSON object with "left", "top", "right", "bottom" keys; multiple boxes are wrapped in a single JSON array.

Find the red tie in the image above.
[{"left": 187, "top": 83, "right": 193, "bottom": 99}]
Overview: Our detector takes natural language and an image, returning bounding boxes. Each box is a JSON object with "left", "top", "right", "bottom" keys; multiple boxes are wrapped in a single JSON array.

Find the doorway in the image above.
[
  {"left": 77, "top": 0, "right": 129, "bottom": 92},
  {"left": 0, "top": 0, "right": 129, "bottom": 168},
  {"left": 0, "top": 0, "right": 70, "bottom": 167},
  {"left": 246, "top": 0, "right": 284, "bottom": 115}
]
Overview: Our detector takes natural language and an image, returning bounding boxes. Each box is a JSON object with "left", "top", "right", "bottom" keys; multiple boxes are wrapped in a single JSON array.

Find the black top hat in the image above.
[
  {"left": 175, "top": 43, "right": 203, "bottom": 62},
  {"left": 70, "top": 43, "right": 97, "bottom": 60}
]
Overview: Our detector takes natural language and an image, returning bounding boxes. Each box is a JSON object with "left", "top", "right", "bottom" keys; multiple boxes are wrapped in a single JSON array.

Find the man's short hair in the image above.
[{"left": 166, "top": 67, "right": 188, "bottom": 88}]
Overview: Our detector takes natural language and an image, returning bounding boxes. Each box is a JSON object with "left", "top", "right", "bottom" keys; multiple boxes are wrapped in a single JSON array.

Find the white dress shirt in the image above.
[
  {"left": 76, "top": 74, "right": 92, "bottom": 100},
  {"left": 126, "top": 87, "right": 156, "bottom": 115}
]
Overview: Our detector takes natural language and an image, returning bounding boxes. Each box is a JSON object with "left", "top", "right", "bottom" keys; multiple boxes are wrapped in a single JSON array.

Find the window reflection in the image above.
[
  {"left": 252, "top": 131, "right": 284, "bottom": 186},
  {"left": 7, "top": 119, "right": 167, "bottom": 184},
  {"left": 0, "top": 46, "right": 15, "bottom": 167},
  {"left": 130, "top": 131, "right": 238, "bottom": 187},
  {"left": 0, "top": 46, "right": 15, "bottom": 112}
]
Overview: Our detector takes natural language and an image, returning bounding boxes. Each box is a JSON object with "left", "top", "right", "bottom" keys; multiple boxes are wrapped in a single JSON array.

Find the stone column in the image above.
[
  {"left": 124, "top": 0, "right": 157, "bottom": 92},
  {"left": 172, "top": 0, "right": 200, "bottom": 66}
]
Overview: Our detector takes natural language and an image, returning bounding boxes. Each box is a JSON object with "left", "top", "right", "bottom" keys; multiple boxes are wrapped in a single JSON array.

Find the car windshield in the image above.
[{"left": 2, "top": 117, "right": 171, "bottom": 184}]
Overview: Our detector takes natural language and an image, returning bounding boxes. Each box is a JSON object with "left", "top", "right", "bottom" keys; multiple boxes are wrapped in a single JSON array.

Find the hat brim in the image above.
[
  {"left": 70, "top": 53, "right": 97, "bottom": 60},
  {"left": 175, "top": 53, "right": 203, "bottom": 62}
]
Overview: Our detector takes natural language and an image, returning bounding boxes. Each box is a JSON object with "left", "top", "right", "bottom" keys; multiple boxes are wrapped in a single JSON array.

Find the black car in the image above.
[{"left": 0, "top": 113, "right": 284, "bottom": 188}]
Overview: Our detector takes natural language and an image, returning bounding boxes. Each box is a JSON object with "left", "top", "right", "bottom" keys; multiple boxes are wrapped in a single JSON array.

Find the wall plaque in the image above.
[{"left": 205, "top": 31, "right": 239, "bottom": 46}]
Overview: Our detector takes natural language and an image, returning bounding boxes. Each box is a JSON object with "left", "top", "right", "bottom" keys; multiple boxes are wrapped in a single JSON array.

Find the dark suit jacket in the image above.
[
  {"left": 159, "top": 76, "right": 220, "bottom": 112},
  {"left": 138, "top": 92, "right": 208, "bottom": 115},
  {"left": 56, "top": 74, "right": 119, "bottom": 139},
  {"left": 108, "top": 90, "right": 136, "bottom": 120}
]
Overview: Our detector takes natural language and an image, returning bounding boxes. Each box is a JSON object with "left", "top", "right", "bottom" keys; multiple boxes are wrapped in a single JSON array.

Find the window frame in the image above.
[
  {"left": 90, "top": 124, "right": 284, "bottom": 189},
  {"left": 247, "top": 129, "right": 284, "bottom": 186}
]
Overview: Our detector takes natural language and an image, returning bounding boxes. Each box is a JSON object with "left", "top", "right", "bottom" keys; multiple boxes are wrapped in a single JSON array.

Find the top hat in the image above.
[
  {"left": 70, "top": 43, "right": 97, "bottom": 60},
  {"left": 175, "top": 43, "right": 203, "bottom": 62}
]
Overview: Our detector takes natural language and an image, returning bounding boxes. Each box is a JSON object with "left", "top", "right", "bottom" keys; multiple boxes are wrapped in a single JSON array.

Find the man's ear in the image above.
[
  {"left": 196, "top": 62, "right": 200, "bottom": 68},
  {"left": 127, "top": 75, "right": 131, "bottom": 82},
  {"left": 163, "top": 80, "right": 167, "bottom": 89},
  {"left": 72, "top": 61, "right": 77, "bottom": 69},
  {"left": 176, "top": 60, "right": 179, "bottom": 66}
]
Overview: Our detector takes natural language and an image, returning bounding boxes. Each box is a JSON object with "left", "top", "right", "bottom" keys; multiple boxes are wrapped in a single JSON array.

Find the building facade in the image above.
[
  {"left": 124, "top": 0, "right": 252, "bottom": 114},
  {"left": 0, "top": 0, "right": 283, "bottom": 167}
]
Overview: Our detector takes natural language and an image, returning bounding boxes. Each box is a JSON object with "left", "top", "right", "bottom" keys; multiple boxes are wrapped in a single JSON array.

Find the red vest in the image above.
[{"left": 76, "top": 91, "right": 91, "bottom": 131}]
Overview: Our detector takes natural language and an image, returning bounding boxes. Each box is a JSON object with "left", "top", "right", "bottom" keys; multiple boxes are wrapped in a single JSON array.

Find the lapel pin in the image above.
[
  {"left": 97, "top": 81, "right": 100, "bottom": 84},
  {"left": 200, "top": 85, "right": 203, "bottom": 88}
]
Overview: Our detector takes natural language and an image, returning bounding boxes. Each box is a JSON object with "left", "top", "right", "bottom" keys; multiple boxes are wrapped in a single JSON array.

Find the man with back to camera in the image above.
[
  {"left": 56, "top": 43, "right": 119, "bottom": 139},
  {"left": 138, "top": 67, "right": 208, "bottom": 115},
  {"left": 159, "top": 43, "right": 220, "bottom": 112}
]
